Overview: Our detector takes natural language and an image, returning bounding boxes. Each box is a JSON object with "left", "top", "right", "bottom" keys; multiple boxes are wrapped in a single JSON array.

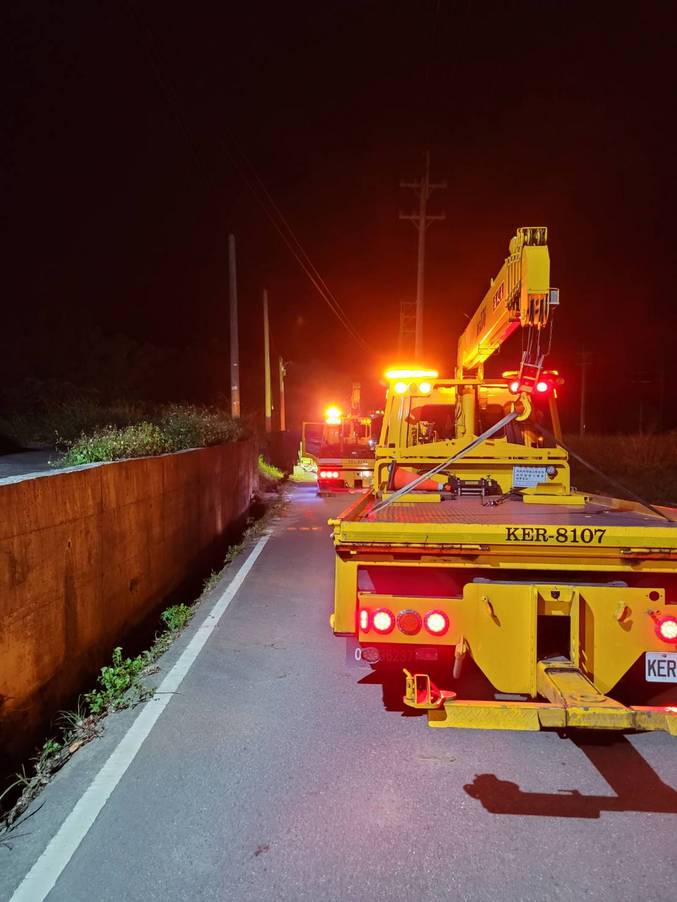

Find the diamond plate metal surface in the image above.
[{"left": 363, "top": 498, "right": 671, "bottom": 527}]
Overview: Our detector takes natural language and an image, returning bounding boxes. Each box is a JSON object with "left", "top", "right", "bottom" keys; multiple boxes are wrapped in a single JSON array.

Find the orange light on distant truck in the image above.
[
  {"left": 325, "top": 405, "right": 342, "bottom": 425},
  {"left": 385, "top": 367, "right": 438, "bottom": 380}
]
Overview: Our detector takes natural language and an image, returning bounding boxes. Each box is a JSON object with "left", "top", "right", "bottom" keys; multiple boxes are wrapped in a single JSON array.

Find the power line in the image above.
[{"left": 234, "top": 156, "right": 372, "bottom": 352}]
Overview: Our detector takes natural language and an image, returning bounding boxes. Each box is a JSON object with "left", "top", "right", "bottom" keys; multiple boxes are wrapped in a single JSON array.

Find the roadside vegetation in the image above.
[
  {"left": 0, "top": 602, "right": 193, "bottom": 832},
  {"left": 258, "top": 455, "right": 284, "bottom": 487},
  {"left": 57, "top": 405, "right": 247, "bottom": 466},
  {"left": 565, "top": 431, "right": 677, "bottom": 507}
]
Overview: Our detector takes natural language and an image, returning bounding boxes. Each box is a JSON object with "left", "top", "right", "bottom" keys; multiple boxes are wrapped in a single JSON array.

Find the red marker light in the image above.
[
  {"left": 656, "top": 616, "right": 677, "bottom": 644},
  {"left": 536, "top": 380, "right": 549, "bottom": 393},
  {"left": 372, "top": 608, "right": 395, "bottom": 634},
  {"left": 359, "top": 608, "right": 369, "bottom": 632},
  {"left": 397, "top": 609, "right": 422, "bottom": 636},
  {"left": 424, "top": 610, "right": 449, "bottom": 636}
]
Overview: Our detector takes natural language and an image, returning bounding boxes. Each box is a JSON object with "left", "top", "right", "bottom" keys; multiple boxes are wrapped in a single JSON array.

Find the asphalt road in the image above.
[
  {"left": 0, "top": 451, "right": 55, "bottom": 481},
  {"left": 2, "top": 485, "right": 676, "bottom": 901}
]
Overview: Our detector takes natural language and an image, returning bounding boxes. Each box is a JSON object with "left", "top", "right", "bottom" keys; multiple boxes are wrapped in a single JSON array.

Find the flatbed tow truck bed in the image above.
[
  {"left": 330, "top": 492, "right": 677, "bottom": 734},
  {"left": 347, "top": 496, "right": 673, "bottom": 527},
  {"left": 333, "top": 493, "right": 677, "bottom": 559}
]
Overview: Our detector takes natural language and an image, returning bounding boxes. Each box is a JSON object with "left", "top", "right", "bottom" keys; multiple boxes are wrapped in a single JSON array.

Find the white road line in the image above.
[{"left": 10, "top": 533, "right": 271, "bottom": 902}]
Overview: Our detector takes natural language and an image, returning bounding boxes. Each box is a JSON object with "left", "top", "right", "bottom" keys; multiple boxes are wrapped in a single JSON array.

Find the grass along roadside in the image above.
[
  {"left": 258, "top": 455, "right": 284, "bottom": 487},
  {"left": 0, "top": 491, "right": 287, "bottom": 836},
  {"left": 0, "top": 603, "right": 191, "bottom": 835}
]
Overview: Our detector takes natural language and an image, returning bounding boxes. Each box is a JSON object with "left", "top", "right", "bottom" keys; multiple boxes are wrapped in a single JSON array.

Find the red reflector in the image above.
[
  {"left": 359, "top": 608, "right": 369, "bottom": 632},
  {"left": 424, "top": 610, "right": 449, "bottom": 636},
  {"left": 397, "top": 609, "right": 422, "bottom": 636},
  {"left": 372, "top": 608, "right": 395, "bottom": 634},
  {"left": 656, "top": 616, "right": 677, "bottom": 643}
]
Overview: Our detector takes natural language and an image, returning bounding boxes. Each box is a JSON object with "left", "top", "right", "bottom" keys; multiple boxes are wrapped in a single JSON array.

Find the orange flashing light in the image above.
[
  {"left": 385, "top": 367, "right": 439, "bottom": 381},
  {"left": 324, "top": 405, "right": 342, "bottom": 425}
]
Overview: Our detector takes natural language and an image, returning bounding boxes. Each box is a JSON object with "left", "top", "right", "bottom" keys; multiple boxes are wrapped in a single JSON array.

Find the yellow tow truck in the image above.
[
  {"left": 299, "top": 385, "right": 381, "bottom": 494},
  {"left": 330, "top": 227, "right": 677, "bottom": 733}
]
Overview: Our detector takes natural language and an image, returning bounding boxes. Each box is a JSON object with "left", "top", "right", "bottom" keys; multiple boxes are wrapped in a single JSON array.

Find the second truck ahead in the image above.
[{"left": 300, "top": 384, "right": 381, "bottom": 494}]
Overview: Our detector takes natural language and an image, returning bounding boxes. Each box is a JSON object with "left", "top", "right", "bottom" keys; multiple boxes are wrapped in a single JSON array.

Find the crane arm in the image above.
[{"left": 456, "top": 227, "right": 556, "bottom": 374}]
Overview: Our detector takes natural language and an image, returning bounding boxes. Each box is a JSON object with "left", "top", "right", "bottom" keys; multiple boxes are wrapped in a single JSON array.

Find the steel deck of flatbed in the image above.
[{"left": 351, "top": 497, "right": 677, "bottom": 528}]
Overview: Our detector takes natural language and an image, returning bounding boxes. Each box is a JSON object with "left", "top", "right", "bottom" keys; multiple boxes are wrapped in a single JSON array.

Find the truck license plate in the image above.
[
  {"left": 378, "top": 647, "right": 439, "bottom": 663},
  {"left": 645, "top": 652, "right": 677, "bottom": 682}
]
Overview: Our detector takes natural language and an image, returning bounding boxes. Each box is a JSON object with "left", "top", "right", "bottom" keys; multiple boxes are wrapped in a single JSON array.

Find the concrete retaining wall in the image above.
[{"left": 0, "top": 440, "right": 256, "bottom": 766}]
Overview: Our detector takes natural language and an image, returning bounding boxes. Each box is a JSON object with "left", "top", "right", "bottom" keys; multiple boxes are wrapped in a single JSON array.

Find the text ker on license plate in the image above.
[{"left": 645, "top": 652, "right": 677, "bottom": 682}]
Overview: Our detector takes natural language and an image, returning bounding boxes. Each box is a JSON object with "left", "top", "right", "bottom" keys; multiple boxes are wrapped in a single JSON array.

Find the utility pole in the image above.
[
  {"left": 398, "top": 301, "right": 417, "bottom": 356},
  {"left": 577, "top": 350, "right": 592, "bottom": 435},
  {"left": 263, "top": 289, "right": 272, "bottom": 433},
  {"left": 351, "top": 382, "right": 361, "bottom": 415},
  {"left": 278, "top": 356, "right": 286, "bottom": 431},
  {"left": 400, "top": 151, "right": 446, "bottom": 358},
  {"left": 228, "top": 234, "right": 240, "bottom": 418}
]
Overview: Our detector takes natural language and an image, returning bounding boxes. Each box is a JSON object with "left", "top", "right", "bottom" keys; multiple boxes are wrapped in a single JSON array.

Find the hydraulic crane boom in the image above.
[{"left": 456, "top": 226, "right": 557, "bottom": 376}]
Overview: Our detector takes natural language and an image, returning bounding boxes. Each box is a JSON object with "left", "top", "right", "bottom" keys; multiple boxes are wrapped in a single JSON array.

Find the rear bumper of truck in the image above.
[
  {"left": 404, "top": 662, "right": 677, "bottom": 734},
  {"left": 331, "top": 493, "right": 677, "bottom": 733}
]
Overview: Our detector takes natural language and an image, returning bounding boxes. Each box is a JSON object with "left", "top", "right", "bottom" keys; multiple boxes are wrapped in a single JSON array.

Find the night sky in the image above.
[{"left": 3, "top": 0, "right": 675, "bottom": 430}]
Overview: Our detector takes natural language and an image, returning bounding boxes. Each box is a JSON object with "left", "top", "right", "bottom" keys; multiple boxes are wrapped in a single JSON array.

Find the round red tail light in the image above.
[
  {"left": 359, "top": 608, "right": 369, "bottom": 632},
  {"left": 372, "top": 608, "right": 395, "bottom": 634},
  {"left": 656, "top": 616, "right": 677, "bottom": 644},
  {"left": 535, "top": 380, "right": 549, "bottom": 393},
  {"left": 424, "top": 610, "right": 449, "bottom": 636},
  {"left": 397, "top": 609, "right": 422, "bottom": 636},
  {"left": 509, "top": 380, "right": 520, "bottom": 393}
]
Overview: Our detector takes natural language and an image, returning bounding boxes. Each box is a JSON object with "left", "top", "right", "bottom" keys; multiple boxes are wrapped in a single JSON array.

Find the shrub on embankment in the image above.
[
  {"left": 565, "top": 431, "right": 677, "bottom": 507},
  {"left": 56, "top": 405, "right": 249, "bottom": 466}
]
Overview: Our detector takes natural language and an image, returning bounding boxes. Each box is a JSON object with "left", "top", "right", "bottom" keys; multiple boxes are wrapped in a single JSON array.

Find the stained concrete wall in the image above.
[{"left": 0, "top": 440, "right": 255, "bottom": 765}]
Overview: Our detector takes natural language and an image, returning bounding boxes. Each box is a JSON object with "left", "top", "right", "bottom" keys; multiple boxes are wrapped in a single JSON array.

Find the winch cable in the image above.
[
  {"left": 370, "top": 409, "right": 520, "bottom": 514},
  {"left": 532, "top": 423, "right": 675, "bottom": 524}
]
